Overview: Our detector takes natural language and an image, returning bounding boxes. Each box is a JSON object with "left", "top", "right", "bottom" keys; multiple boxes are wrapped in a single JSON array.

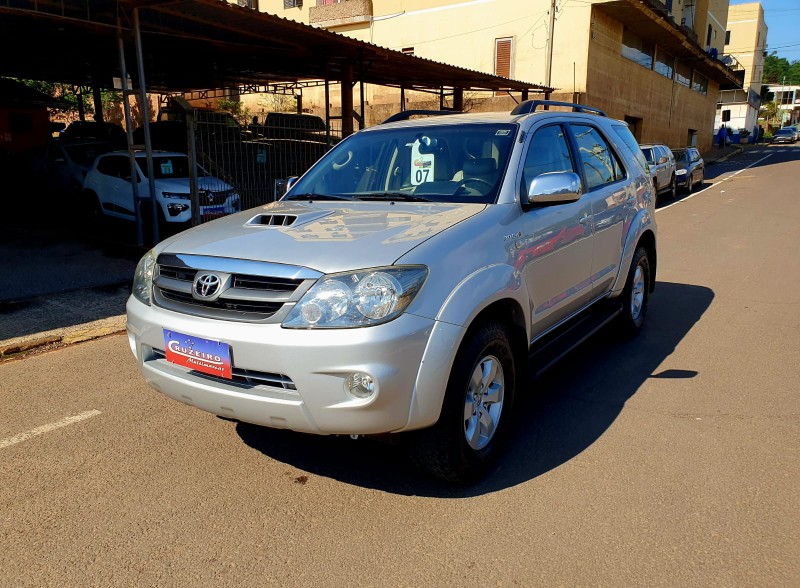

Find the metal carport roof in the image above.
[{"left": 0, "top": 0, "right": 550, "bottom": 95}]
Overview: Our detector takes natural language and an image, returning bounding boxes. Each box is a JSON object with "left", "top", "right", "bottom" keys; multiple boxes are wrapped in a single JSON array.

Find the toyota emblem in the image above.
[{"left": 193, "top": 273, "right": 222, "bottom": 299}]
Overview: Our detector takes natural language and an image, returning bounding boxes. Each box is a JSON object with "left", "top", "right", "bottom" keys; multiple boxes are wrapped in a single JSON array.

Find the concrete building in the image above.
[
  {"left": 236, "top": 0, "right": 742, "bottom": 152},
  {"left": 766, "top": 85, "right": 800, "bottom": 127},
  {"left": 714, "top": 2, "right": 767, "bottom": 141}
]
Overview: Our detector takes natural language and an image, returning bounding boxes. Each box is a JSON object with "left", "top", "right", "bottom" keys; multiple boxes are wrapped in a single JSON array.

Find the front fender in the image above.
[
  {"left": 610, "top": 208, "right": 656, "bottom": 295},
  {"left": 400, "top": 264, "right": 530, "bottom": 431}
]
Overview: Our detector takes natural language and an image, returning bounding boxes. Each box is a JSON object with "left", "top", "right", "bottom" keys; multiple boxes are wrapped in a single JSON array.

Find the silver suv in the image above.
[
  {"left": 127, "top": 101, "right": 657, "bottom": 482},
  {"left": 640, "top": 143, "right": 676, "bottom": 203}
]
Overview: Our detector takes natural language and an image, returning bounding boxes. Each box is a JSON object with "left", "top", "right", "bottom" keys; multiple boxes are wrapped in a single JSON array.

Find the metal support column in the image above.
[
  {"left": 341, "top": 64, "right": 354, "bottom": 138},
  {"left": 117, "top": 19, "right": 144, "bottom": 247},
  {"left": 522, "top": 89, "right": 529, "bottom": 101},
  {"left": 400, "top": 86, "right": 405, "bottom": 112},
  {"left": 359, "top": 76, "right": 365, "bottom": 130},
  {"left": 92, "top": 84, "right": 104, "bottom": 122},
  {"left": 324, "top": 79, "right": 331, "bottom": 146},
  {"left": 453, "top": 88, "right": 464, "bottom": 112},
  {"left": 133, "top": 7, "right": 159, "bottom": 244},
  {"left": 76, "top": 88, "right": 86, "bottom": 121},
  {"left": 185, "top": 105, "right": 200, "bottom": 227}
]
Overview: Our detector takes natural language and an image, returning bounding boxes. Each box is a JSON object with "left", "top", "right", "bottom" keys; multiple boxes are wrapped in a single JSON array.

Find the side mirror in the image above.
[
  {"left": 527, "top": 171, "right": 582, "bottom": 205},
  {"left": 53, "top": 157, "right": 66, "bottom": 164},
  {"left": 286, "top": 176, "right": 299, "bottom": 191}
]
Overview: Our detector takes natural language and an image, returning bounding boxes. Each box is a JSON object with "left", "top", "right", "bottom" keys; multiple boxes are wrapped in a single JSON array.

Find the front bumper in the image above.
[
  {"left": 675, "top": 172, "right": 690, "bottom": 187},
  {"left": 126, "top": 295, "right": 439, "bottom": 435}
]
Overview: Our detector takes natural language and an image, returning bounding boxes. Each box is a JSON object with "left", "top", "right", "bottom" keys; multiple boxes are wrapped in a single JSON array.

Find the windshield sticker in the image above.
[
  {"left": 160, "top": 159, "right": 174, "bottom": 175},
  {"left": 410, "top": 140, "right": 435, "bottom": 186},
  {"left": 495, "top": 129, "right": 511, "bottom": 136}
]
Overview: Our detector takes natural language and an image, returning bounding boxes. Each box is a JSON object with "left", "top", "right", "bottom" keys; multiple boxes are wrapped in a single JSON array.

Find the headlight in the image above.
[
  {"left": 132, "top": 248, "right": 157, "bottom": 305},
  {"left": 283, "top": 266, "right": 428, "bottom": 329},
  {"left": 675, "top": 169, "right": 687, "bottom": 175},
  {"left": 162, "top": 191, "right": 190, "bottom": 199}
]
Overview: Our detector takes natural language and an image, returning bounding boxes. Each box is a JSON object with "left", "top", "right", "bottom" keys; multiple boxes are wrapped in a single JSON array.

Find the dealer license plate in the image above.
[{"left": 163, "top": 329, "right": 232, "bottom": 379}]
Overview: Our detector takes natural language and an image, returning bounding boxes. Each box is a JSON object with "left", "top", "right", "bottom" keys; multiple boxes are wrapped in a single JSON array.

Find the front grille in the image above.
[
  {"left": 158, "top": 265, "right": 196, "bottom": 282},
  {"left": 158, "top": 288, "right": 283, "bottom": 316},
  {"left": 232, "top": 275, "right": 302, "bottom": 291},
  {"left": 202, "top": 189, "right": 234, "bottom": 205},
  {"left": 153, "top": 254, "right": 319, "bottom": 323},
  {"left": 151, "top": 348, "right": 297, "bottom": 391}
]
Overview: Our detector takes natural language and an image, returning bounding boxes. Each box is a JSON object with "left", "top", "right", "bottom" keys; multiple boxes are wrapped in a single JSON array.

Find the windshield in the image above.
[
  {"left": 775, "top": 129, "right": 792, "bottom": 136},
  {"left": 136, "top": 155, "right": 207, "bottom": 179},
  {"left": 285, "top": 123, "right": 518, "bottom": 204},
  {"left": 672, "top": 149, "right": 689, "bottom": 163},
  {"left": 64, "top": 143, "right": 112, "bottom": 165}
]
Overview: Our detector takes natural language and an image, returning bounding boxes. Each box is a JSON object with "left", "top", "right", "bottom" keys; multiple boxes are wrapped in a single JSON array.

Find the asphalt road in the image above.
[{"left": 2, "top": 145, "right": 798, "bottom": 587}]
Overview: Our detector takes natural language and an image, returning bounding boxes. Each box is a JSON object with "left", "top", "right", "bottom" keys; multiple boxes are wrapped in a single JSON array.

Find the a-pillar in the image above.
[{"left": 341, "top": 64, "right": 354, "bottom": 138}]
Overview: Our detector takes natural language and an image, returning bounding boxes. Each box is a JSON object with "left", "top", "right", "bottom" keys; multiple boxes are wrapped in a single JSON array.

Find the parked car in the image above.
[
  {"left": 126, "top": 101, "right": 657, "bottom": 483},
  {"left": 82, "top": 151, "right": 241, "bottom": 230},
  {"left": 31, "top": 140, "right": 113, "bottom": 195},
  {"left": 640, "top": 143, "right": 676, "bottom": 203},
  {"left": 772, "top": 128, "right": 796, "bottom": 144},
  {"left": 60, "top": 121, "right": 127, "bottom": 150},
  {"left": 673, "top": 147, "right": 704, "bottom": 192}
]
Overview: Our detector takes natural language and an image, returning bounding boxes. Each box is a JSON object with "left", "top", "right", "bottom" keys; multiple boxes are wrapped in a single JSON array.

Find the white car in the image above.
[{"left": 82, "top": 151, "right": 241, "bottom": 230}]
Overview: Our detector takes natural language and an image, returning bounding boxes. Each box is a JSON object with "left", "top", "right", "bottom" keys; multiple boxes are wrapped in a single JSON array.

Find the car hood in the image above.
[{"left": 160, "top": 200, "right": 486, "bottom": 273}]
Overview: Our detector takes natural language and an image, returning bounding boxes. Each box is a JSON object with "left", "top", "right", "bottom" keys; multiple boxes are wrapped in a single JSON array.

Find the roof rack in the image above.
[
  {"left": 511, "top": 100, "right": 607, "bottom": 117},
  {"left": 381, "top": 109, "right": 463, "bottom": 124}
]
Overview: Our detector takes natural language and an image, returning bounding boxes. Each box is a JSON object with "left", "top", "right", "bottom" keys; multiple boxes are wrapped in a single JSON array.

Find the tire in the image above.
[
  {"left": 686, "top": 174, "right": 693, "bottom": 193},
  {"left": 697, "top": 170, "right": 704, "bottom": 189},
  {"left": 668, "top": 175, "right": 677, "bottom": 200},
  {"left": 410, "top": 320, "right": 516, "bottom": 484},
  {"left": 82, "top": 191, "right": 102, "bottom": 229},
  {"left": 652, "top": 179, "right": 659, "bottom": 206},
  {"left": 618, "top": 246, "right": 650, "bottom": 336}
]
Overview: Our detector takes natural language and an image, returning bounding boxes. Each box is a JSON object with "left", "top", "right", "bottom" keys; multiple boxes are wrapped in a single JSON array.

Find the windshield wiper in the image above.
[
  {"left": 355, "top": 192, "right": 433, "bottom": 202},
  {"left": 286, "top": 193, "right": 352, "bottom": 201}
]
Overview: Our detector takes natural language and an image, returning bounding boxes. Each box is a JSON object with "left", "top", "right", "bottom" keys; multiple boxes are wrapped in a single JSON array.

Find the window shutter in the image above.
[{"left": 495, "top": 38, "right": 512, "bottom": 79}]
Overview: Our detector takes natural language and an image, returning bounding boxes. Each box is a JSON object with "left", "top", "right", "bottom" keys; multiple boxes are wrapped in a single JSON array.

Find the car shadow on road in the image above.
[{"left": 236, "top": 281, "right": 714, "bottom": 497}]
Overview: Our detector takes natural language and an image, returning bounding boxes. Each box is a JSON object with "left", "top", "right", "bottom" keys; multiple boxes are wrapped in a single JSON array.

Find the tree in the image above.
[{"left": 762, "top": 53, "right": 800, "bottom": 85}]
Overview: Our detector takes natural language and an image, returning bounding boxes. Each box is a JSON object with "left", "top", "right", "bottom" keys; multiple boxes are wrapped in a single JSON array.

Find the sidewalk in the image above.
[{"left": 0, "top": 223, "right": 139, "bottom": 361}]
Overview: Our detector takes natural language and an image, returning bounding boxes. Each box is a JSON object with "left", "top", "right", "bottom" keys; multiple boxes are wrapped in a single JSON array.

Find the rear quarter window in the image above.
[{"left": 612, "top": 125, "right": 648, "bottom": 174}]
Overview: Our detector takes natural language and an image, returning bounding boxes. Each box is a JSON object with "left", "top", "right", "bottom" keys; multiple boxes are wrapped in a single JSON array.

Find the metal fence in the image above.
[{"left": 191, "top": 110, "right": 341, "bottom": 219}]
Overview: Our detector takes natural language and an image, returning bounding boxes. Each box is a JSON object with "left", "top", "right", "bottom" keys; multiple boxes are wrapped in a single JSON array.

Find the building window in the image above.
[
  {"left": 238, "top": 0, "right": 259, "bottom": 9},
  {"left": 655, "top": 48, "right": 674, "bottom": 79},
  {"left": 283, "top": 0, "right": 302, "bottom": 7},
  {"left": 706, "top": 25, "right": 712, "bottom": 47},
  {"left": 495, "top": 37, "right": 513, "bottom": 78},
  {"left": 621, "top": 28, "right": 654, "bottom": 69},
  {"left": 401, "top": 47, "right": 414, "bottom": 56},
  {"left": 756, "top": 31, "right": 760, "bottom": 49},
  {"left": 692, "top": 72, "right": 708, "bottom": 95},
  {"left": 675, "top": 61, "right": 691, "bottom": 87},
  {"left": 725, "top": 30, "right": 730, "bottom": 45}
]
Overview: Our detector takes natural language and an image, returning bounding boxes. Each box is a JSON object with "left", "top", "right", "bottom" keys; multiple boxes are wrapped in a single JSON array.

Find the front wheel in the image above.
[
  {"left": 410, "top": 321, "right": 516, "bottom": 483},
  {"left": 618, "top": 246, "right": 651, "bottom": 336},
  {"left": 668, "top": 175, "right": 677, "bottom": 200},
  {"left": 686, "top": 174, "right": 693, "bottom": 193}
]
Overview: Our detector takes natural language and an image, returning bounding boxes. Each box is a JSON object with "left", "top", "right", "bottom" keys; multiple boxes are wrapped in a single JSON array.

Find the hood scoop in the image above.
[{"left": 246, "top": 209, "right": 332, "bottom": 228}]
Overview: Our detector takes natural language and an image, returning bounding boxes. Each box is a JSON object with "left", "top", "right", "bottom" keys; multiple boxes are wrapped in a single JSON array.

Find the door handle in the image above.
[{"left": 579, "top": 214, "right": 591, "bottom": 225}]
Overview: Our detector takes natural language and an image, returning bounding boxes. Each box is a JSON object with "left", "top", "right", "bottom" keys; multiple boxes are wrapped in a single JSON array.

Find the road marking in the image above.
[
  {"left": 0, "top": 410, "right": 102, "bottom": 449},
  {"left": 658, "top": 152, "right": 774, "bottom": 212}
]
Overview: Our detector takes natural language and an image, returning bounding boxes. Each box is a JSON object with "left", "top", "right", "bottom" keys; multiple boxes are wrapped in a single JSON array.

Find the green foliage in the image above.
[
  {"left": 217, "top": 97, "right": 251, "bottom": 125},
  {"left": 762, "top": 53, "right": 800, "bottom": 85}
]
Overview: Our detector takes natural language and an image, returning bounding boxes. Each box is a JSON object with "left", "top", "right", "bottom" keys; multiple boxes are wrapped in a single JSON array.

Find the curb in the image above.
[
  {"left": 0, "top": 315, "right": 127, "bottom": 360},
  {"left": 707, "top": 145, "right": 744, "bottom": 166}
]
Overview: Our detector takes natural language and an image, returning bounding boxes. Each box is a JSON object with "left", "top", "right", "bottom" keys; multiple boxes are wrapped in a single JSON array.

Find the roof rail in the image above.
[
  {"left": 381, "top": 109, "right": 463, "bottom": 124},
  {"left": 511, "top": 100, "right": 607, "bottom": 117}
]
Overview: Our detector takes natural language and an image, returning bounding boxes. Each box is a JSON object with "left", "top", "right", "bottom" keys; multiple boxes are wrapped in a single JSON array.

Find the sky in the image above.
[{"left": 731, "top": 0, "right": 800, "bottom": 61}]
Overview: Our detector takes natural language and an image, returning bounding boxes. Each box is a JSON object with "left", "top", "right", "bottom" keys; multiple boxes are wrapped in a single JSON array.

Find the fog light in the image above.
[
  {"left": 167, "top": 203, "right": 189, "bottom": 217},
  {"left": 346, "top": 372, "right": 376, "bottom": 399}
]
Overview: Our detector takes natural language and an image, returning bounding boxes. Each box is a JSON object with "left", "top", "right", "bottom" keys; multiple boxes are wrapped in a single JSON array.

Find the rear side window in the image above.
[
  {"left": 612, "top": 124, "right": 648, "bottom": 173},
  {"left": 569, "top": 125, "right": 625, "bottom": 190},
  {"left": 521, "top": 124, "right": 575, "bottom": 195},
  {"left": 96, "top": 156, "right": 124, "bottom": 177}
]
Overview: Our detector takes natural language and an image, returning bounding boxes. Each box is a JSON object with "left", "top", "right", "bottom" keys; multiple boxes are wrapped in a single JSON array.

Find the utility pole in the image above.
[{"left": 544, "top": 0, "right": 558, "bottom": 89}]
